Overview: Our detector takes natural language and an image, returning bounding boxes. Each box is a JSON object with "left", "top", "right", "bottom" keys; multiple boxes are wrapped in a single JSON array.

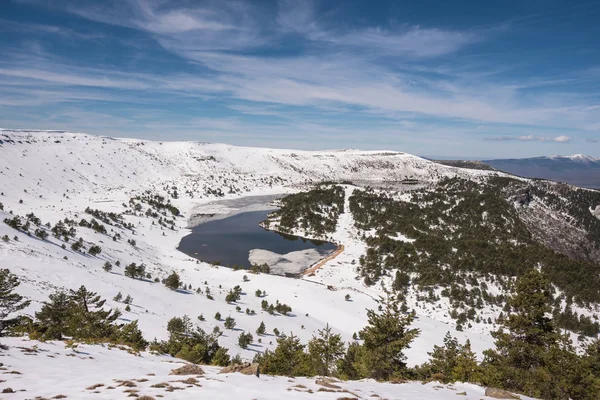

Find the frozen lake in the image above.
[{"left": 178, "top": 209, "right": 336, "bottom": 273}]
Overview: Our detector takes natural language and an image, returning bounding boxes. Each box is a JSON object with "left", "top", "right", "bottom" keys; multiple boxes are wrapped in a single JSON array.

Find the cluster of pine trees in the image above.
[
  {"left": 267, "top": 185, "right": 345, "bottom": 236},
  {"left": 0, "top": 269, "right": 147, "bottom": 351},
  {"left": 349, "top": 178, "right": 600, "bottom": 336},
  {"left": 252, "top": 271, "right": 600, "bottom": 400},
  {"left": 149, "top": 315, "right": 231, "bottom": 366}
]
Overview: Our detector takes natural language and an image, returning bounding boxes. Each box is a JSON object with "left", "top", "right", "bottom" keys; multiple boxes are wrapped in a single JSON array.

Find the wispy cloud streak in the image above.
[{"left": 486, "top": 135, "right": 572, "bottom": 143}]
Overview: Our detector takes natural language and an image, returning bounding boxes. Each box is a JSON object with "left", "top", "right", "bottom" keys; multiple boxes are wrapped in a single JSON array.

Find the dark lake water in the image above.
[{"left": 177, "top": 210, "right": 336, "bottom": 268}]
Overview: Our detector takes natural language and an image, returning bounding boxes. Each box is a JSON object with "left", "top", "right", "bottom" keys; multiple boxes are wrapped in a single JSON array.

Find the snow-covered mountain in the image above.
[
  {"left": 0, "top": 129, "right": 580, "bottom": 399},
  {"left": 485, "top": 154, "right": 600, "bottom": 189},
  {"left": 0, "top": 128, "right": 502, "bottom": 350}
]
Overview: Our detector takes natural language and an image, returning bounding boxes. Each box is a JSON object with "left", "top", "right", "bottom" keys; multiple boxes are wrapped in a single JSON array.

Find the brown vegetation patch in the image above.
[
  {"left": 315, "top": 377, "right": 342, "bottom": 389},
  {"left": 86, "top": 383, "right": 104, "bottom": 390},
  {"left": 164, "top": 385, "right": 185, "bottom": 392},
  {"left": 291, "top": 384, "right": 307, "bottom": 389},
  {"left": 150, "top": 383, "right": 170, "bottom": 388},
  {"left": 174, "top": 377, "right": 200, "bottom": 386},
  {"left": 117, "top": 380, "right": 137, "bottom": 388},
  {"left": 484, "top": 387, "right": 520, "bottom": 399},
  {"left": 218, "top": 362, "right": 259, "bottom": 376},
  {"left": 169, "top": 364, "right": 205, "bottom": 376}
]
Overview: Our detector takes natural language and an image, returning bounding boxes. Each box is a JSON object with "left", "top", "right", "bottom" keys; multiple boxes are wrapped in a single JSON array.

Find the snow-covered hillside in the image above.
[
  {"left": 0, "top": 129, "right": 505, "bottom": 363},
  {"left": 0, "top": 129, "right": 547, "bottom": 400},
  {"left": 0, "top": 128, "right": 494, "bottom": 216},
  {"left": 0, "top": 336, "right": 534, "bottom": 400}
]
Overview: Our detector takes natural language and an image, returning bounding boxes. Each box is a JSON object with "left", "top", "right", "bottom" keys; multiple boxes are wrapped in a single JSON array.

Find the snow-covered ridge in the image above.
[
  {"left": 547, "top": 154, "right": 599, "bottom": 162},
  {"left": 0, "top": 128, "right": 505, "bottom": 231},
  {"left": 0, "top": 129, "right": 497, "bottom": 204}
]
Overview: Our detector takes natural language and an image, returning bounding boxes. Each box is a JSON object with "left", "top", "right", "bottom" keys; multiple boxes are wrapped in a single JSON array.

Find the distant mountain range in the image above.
[{"left": 483, "top": 155, "right": 600, "bottom": 189}]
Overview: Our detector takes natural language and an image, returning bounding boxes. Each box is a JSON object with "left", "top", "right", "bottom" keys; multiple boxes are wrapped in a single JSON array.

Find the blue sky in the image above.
[{"left": 1, "top": 0, "right": 599, "bottom": 158}]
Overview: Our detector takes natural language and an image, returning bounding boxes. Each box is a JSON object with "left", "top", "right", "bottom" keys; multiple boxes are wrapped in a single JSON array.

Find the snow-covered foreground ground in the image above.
[{"left": 0, "top": 337, "right": 532, "bottom": 400}]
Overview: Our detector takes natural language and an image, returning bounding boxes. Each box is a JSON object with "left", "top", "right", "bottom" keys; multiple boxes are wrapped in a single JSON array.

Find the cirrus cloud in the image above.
[{"left": 486, "top": 135, "right": 572, "bottom": 143}]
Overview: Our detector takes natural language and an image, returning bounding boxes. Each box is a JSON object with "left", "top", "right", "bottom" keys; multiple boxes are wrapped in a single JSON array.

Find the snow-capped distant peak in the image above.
[{"left": 547, "top": 154, "right": 599, "bottom": 162}]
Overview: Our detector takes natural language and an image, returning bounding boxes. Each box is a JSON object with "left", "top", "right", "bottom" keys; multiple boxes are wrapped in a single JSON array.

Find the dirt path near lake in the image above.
[{"left": 303, "top": 244, "right": 345, "bottom": 276}]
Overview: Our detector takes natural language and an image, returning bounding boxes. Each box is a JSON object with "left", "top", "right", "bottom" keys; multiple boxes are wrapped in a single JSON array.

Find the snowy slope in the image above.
[
  {"left": 0, "top": 336, "right": 535, "bottom": 400},
  {"left": 0, "top": 129, "right": 508, "bottom": 368}
]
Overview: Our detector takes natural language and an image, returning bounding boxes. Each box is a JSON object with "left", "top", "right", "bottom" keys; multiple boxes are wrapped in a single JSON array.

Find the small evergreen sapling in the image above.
[
  {"left": 256, "top": 321, "right": 266, "bottom": 335},
  {"left": 238, "top": 332, "right": 253, "bottom": 349},
  {"left": 224, "top": 316, "right": 236, "bottom": 330},
  {"left": 164, "top": 271, "right": 181, "bottom": 290}
]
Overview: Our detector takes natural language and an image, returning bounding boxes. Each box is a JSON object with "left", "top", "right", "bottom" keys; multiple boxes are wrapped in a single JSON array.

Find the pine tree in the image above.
[
  {"left": 419, "top": 331, "right": 479, "bottom": 383},
  {"left": 124, "top": 263, "right": 145, "bottom": 279},
  {"left": 225, "top": 289, "right": 240, "bottom": 303},
  {"left": 35, "top": 291, "right": 72, "bottom": 339},
  {"left": 260, "top": 333, "right": 311, "bottom": 376},
  {"left": 164, "top": 271, "right": 181, "bottom": 290},
  {"left": 224, "top": 316, "right": 236, "bottom": 330},
  {"left": 34, "top": 228, "right": 49, "bottom": 240},
  {"left": 256, "top": 321, "right": 266, "bottom": 335},
  {"left": 211, "top": 346, "right": 231, "bottom": 366},
  {"left": 158, "top": 315, "right": 226, "bottom": 365},
  {"left": 307, "top": 323, "right": 345, "bottom": 376},
  {"left": 118, "top": 320, "right": 148, "bottom": 351},
  {"left": 113, "top": 292, "right": 123, "bottom": 302},
  {"left": 481, "top": 270, "right": 592, "bottom": 399},
  {"left": 166, "top": 315, "right": 194, "bottom": 341},
  {"left": 88, "top": 245, "right": 102, "bottom": 256},
  {"left": 238, "top": 331, "right": 253, "bottom": 349},
  {"left": 358, "top": 291, "right": 419, "bottom": 380},
  {"left": 0, "top": 269, "right": 30, "bottom": 336},
  {"left": 336, "top": 341, "right": 368, "bottom": 380},
  {"left": 67, "top": 286, "right": 121, "bottom": 339}
]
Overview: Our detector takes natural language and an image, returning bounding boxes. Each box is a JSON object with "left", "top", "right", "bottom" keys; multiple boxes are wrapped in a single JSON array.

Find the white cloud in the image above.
[
  {"left": 322, "top": 26, "right": 479, "bottom": 58},
  {"left": 0, "top": 68, "right": 151, "bottom": 89},
  {"left": 486, "top": 135, "right": 572, "bottom": 143},
  {"left": 2, "top": 0, "right": 599, "bottom": 150}
]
